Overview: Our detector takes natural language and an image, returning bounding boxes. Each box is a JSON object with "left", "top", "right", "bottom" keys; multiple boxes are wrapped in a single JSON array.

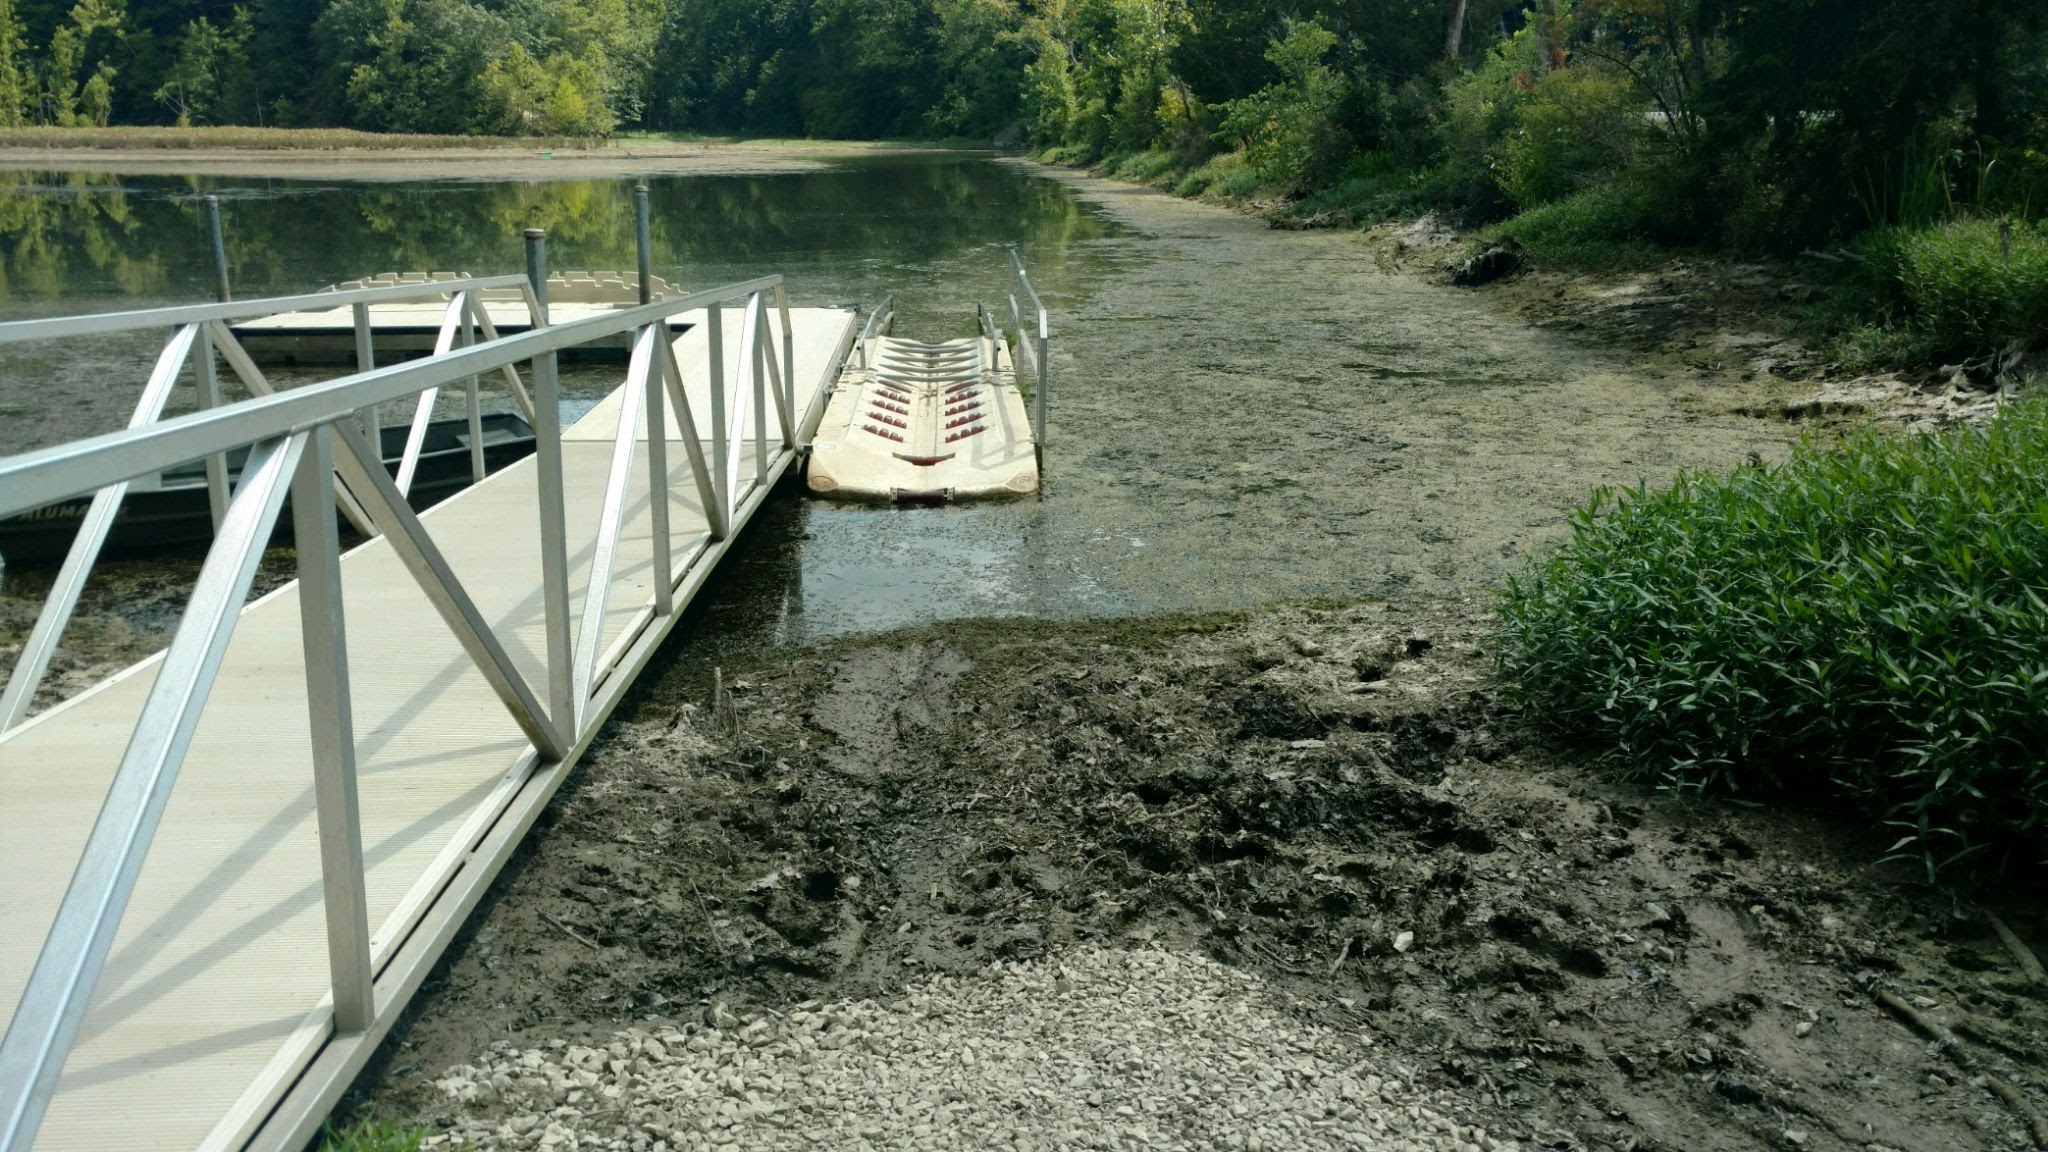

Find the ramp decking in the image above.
[{"left": 0, "top": 306, "right": 857, "bottom": 1150}]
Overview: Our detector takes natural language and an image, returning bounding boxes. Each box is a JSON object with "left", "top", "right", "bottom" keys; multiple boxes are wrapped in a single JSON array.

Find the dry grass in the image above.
[{"left": 0, "top": 125, "right": 596, "bottom": 152}]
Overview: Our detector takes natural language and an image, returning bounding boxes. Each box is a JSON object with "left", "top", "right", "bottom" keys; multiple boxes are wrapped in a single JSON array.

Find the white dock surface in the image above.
[{"left": 0, "top": 307, "right": 856, "bottom": 1150}]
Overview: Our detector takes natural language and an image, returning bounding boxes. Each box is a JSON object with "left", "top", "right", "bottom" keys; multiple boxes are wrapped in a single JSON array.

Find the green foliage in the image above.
[
  {"left": 1276, "top": 150, "right": 1433, "bottom": 226},
  {"left": 1862, "top": 218, "right": 2048, "bottom": 361},
  {"left": 42, "top": 0, "right": 123, "bottom": 126},
  {"left": 478, "top": 43, "right": 613, "bottom": 135},
  {"left": 1497, "top": 402, "right": 2048, "bottom": 881},
  {"left": 1435, "top": 29, "right": 1533, "bottom": 221},
  {"left": 1500, "top": 63, "right": 1641, "bottom": 209},
  {"left": 0, "top": 0, "right": 29, "bottom": 126},
  {"left": 923, "top": 0, "right": 1030, "bottom": 137},
  {"left": 320, "top": 1120, "right": 427, "bottom": 1152},
  {"left": 153, "top": 14, "right": 254, "bottom": 126},
  {"left": 1483, "top": 180, "right": 1664, "bottom": 270},
  {"left": 1214, "top": 18, "right": 1348, "bottom": 195}
]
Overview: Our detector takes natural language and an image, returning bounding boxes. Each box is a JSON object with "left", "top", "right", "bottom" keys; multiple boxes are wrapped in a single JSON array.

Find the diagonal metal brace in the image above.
[
  {"left": 0, "top": 432, "right": 307, "bottom": 1152},
  {"left": 327, "top": 422, "right": 568, "bottom": 761}
]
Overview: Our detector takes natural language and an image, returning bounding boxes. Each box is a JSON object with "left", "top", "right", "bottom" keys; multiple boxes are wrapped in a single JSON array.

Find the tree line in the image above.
[{"left": 0, "top": 0, "right": 2043, "bottom": 244}]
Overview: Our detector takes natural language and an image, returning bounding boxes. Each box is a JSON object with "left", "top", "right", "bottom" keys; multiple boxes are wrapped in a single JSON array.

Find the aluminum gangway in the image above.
[{"left": 0, "top": 235, "right": 857, "bottom": 1151}]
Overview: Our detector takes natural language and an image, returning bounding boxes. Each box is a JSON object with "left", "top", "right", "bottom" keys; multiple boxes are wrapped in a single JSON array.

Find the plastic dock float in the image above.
[
  {"left": 807, "top": 334, "right": 1038, "bottom": 501},
  {"left": 229, "top": 271, "right": 685, "bottom": 364}
]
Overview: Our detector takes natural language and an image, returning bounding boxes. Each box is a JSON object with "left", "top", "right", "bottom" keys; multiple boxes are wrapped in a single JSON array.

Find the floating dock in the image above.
[
  {"left": 228, "top": 271, "right": 682, "bottom": 364},
  {"left": 807, "top": 333, "right": 1039, "bottom": 501}
]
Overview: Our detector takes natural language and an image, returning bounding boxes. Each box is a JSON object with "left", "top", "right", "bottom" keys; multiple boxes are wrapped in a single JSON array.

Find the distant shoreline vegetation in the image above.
[
  {"left": 0, "top": 0, "right": 2041, "bottom": 368},
  {"left": 0, "top": 125, "right": 596, "bottom": 150}
]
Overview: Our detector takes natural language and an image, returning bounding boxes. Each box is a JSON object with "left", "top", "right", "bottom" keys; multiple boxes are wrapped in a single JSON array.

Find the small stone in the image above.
[{"left": 1393, "top": 932, "right": 1415, "bottom": 953}]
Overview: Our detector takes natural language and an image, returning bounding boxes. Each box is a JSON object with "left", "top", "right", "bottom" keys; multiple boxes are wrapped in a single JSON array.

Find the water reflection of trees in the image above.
[
  {"left": 0, "top": 156, "right": 1117, "bottom": 304},
  {"left": 0, "top": 171, "right": 167, "bottom": 299}
]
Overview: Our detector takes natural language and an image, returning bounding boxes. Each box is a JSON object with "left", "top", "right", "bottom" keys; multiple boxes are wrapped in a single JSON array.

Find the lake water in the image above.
[
  {"left": 0, "top": 152, "right": 1141, "bottom": 674},
  {"left": 0, "top": 149, "right": 1790, "bottom": 715}
]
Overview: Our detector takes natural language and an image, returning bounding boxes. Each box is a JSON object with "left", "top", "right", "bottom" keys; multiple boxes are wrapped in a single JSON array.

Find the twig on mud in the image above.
[
  {"left": 1329, "top": 936, "right": 1353, "bottom": 976},
  {"left": 1874, "top": 988, "right": 2048, "bottom": 1149},
  {"left": 1989, "top": 915, "right": 2046, "bottom": 986},
  {"left": 541, "top": 911, "right": 602, "bottom": 951},
  {"left": 1247, "top": 939, "right": 1310, "bottom": 977},
  {"left": 688, "top": 878, "right": 733, "bottom": 960}
]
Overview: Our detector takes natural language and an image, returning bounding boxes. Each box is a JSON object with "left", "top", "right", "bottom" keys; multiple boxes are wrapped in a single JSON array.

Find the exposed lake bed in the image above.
[{"left": 4, "top": 152, "right": 2039, "bottom": 1151}]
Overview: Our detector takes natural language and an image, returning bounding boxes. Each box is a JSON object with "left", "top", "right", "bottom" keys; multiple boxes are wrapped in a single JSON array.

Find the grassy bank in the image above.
[{"left": 1046, "top": 144, "right": 2048, "bottom": 381}]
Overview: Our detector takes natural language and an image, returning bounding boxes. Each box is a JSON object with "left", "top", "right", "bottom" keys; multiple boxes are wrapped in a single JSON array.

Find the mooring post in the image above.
[
  {"left": 633, "top": 183, "right": 653, "bottom": 305},
  {"left": 198, "top": 195, "right": 232, "bottom": 527},
  {"left": 204, "top": 195, "right": 230, "bottom": 302},
  {"left": 524, "top": 227, "right": 575, "bottom": 738},
  {"left": 524, "top": 227, "right": 551, "bottom": 325}
]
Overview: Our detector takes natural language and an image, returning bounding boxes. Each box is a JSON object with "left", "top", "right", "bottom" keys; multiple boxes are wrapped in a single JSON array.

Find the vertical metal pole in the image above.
[
  {"left": 525, "top": 228, "right": 551, "bottom": 325},
  {"left": 776, "top": 283, "right": 794, "bottom": 427},
  {"left": 462, "top": 298, "right": 484, "bottom": 483},
  {"left": 353, "top": 302, "right": 378, "bottom": 448},
  {"left": 291, "top": 427, "right": 374, "bottom": 1033},
  {"left": 525, "top": 228, "right": 575, "bottom": 741},
  {"left": 633, "top": 183, "right": 653, "bottom": 306},
  {"left": 706, "top": 304, "right": 728, "bottom": 538},
  {"left": 1036, "top": 325, "right": 1050, "bottom": 452},
  {"left": 204, "top": 195, "right": 230, "bottom": 302},
  {"left": 752, "top": 307, "right": 768, "bottom": 491},
  {"left": 194, "top": 324, "right": 230, "bottom": 531},
  {"left": 644, "top": 327, "right": 673, "bottom": 617},
  {"left": 198, "top": 193, "right": 235, "bottom": 527}
]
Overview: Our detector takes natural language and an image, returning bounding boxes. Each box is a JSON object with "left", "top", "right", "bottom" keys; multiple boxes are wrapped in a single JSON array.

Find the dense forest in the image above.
[{"left": 0, "top": 0, "right": 2044, "bottom": 254}]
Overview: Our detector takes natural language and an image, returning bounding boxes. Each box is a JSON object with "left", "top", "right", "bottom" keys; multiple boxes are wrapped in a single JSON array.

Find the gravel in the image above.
[{"left": 421, "top": 947, "right": 1514, "bottom": 1152}]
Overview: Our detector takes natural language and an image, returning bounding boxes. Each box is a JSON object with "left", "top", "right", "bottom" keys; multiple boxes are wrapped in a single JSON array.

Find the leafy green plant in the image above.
[
  {"left": 1483, "top": 180, "right": 1665, "bottom": 270},
  {"left": 1500, "top": 64, "right": 1644, "bottom": 209},
  {"left": 1214, "top": 18, "right": 1351, "bottom": 196},
  {"left": 1497, "top": 401, "right": 2048, "bottom": 881},
  {"left": 1873, "top": 218, "right": 2048, "bottom": 359},
  {"left": 320, "top": 1120, "right": 429, "bottom": 1152},
  {"left": 1274, "top": 151, "right": 1434, "bottom": 226}
]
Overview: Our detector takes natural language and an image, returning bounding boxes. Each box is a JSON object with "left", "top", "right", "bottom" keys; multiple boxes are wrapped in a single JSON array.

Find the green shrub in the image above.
[
  {"left": 1167, "top": 150, "right": 1266, "bottom": 201},
  {"left": 1485, "top": 180, "right": 1665, "bottom": 269},
  {"left": 1275, "top": 151, "right": 1433, "bottom": 226},
  {"left": 1501, "top": 64, "right": 1644, "bottom": 209},
  {"left": 1497, "top": 401, "right": 2048, "bottom": 880},
  {"left": 1871, "top": 218, "right": 2048, "bottom": 358},
  {"left": 1102, "top": 147, "right": 1180, "bottom": 184},
  {"left": 1214, "top": 18, "right": 1352, "bottom": 196}
]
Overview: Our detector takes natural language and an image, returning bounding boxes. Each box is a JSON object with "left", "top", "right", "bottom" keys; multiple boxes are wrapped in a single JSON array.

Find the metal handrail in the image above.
[
  {"left": 0, "top": 277, "right": 549, "bottom": 735},
  {"left": 0, "top": 276, "right": 786, "bottom": 517},
  {"left": 0, "top": 260, "right": 799, "bottom": 1151},
  {"left": 856, "top": 295, "right": 895, "bottom": 368},
  {"left": 0, "top": 274, "right": 532, "bottom": 346},
  {"left": 1005, "top": 248, "right": 1050, "bottom": 450},
  {"left": 976, "top": 302, "right": 1003, "bottom": 374}
]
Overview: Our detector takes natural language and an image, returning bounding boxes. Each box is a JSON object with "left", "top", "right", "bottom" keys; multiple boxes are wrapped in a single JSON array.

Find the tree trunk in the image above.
[{"left": 1444, "top": 0, "right": 1470, "bottom": 59}]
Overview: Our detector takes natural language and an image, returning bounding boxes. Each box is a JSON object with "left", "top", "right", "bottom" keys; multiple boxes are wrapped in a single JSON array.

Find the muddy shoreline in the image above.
[
  {"left": 362, "top": 603, "right": 2048, "bottom": 1151},
  {"left": 341, "top": 171, "right": 2047, "bottom": 1149}
]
